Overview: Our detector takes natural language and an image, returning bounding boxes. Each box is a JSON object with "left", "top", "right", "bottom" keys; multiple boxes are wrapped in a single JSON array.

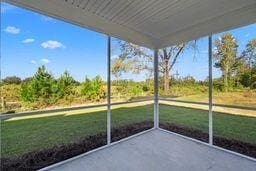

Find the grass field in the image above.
[
  {"left": 177, "top": 91, "right": 256, "bottom": 107},
  {"left": 1, "top": 101, "right": 256, "bottom": 158}
]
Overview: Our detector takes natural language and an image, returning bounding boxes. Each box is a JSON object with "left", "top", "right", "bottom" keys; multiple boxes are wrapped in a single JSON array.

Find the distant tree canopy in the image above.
[
  {"left": 111, "top": 34, "right": 255, "bottom": 94},
  {"left": 19, "top": 66, "right": 106, "bottom": 106},
  {"left": 111, "top": 57, "right": 134, "bottom": 80},
  {"left": 2, "top": 34, "right": 255, "bottom": 111},
  {"left": 241, "top": 39, "right": 256, "bottom": 88},
  {"left": 214, "top": 33, "right": 239, "bottom": 92},
  {"left": 242, "top": 39, "right": 256, "bottom": 68},
  {"left": 55, "top": 71, "right": 77, "bottom": 99},
  {"left": 80, "top": 75, "right": 106, "bottom": 102},
  {"left": 111, "top": 40, "right": 196, "bottom": 95},
  {"left": 214, "top": 35, "right": 256, "bottom": 91},
  {"left": 2, "top": 76, "right": 22, "bottom": 85},
  {"left": 20, "top": 66, "right": 56, "bottom": 104}
]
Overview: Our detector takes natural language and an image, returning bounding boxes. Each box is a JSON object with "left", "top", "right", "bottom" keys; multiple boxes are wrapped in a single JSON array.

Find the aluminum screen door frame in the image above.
[
  {"left": 208, "top": 35, "right": 213, "bottom": 145},
  {"left": 107, "top": 36, "right": 111, "bottom": 145},
  {"left": 154, "top": 49, "right": 159, "bottom": 129}
]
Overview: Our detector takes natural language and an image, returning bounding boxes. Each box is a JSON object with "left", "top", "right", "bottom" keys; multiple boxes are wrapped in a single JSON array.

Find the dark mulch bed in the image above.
[
  {"left": 111, "top": 121, "right": 153, "bottom": 142},
  {"left": 1, "top": 133, "right": 107, "bottom": 171},
  {"left": 160, "top": 122, "right": 256, "bottom": 158},
  {"left": 1, "top": 121, "right": 255, "bottom": 170},
  {"left": 160, "top": 122, "right": 209, "bottom": 142},
  {"left": 0, "top": 121, "right": 153, "bottom": 171}
]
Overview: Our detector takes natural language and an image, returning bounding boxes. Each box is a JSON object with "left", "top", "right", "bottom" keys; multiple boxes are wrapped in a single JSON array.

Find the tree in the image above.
[
  {"left": 251, "top": 65, "right": 256, "bottom": 88},
  {"left": 214, "top": 33, "right": 238, "bottom": 92},
  {"left": 241, "top": 39, "right": 256, "bottom": 88},
  {"left": 80, "top": 75, "right": 106, "bottom": 102},
  {"left": 56, "top": 70, "right": 76, "bottom": 99},
  {"left": 112, "top": 40, "right": 195, "bottom": 95},
  {"left": 20, "top": 82, "right": 34, "bottom": 102},
  {"left": 20, "top": 65, "right": 56, "bottom": 105},
  {"left": 80, "top": 77, "right": 91, "bottom": 97},
  {"left": 2, "top": 76, "right": 21, "bottom": 84},
  {"left": 159, "top": 44, "right": 187, "bottom": 94},
  {"left": 242, "top": 39, "right": 256, "bottom": 68},
  {"left": 31, "top": 66, "right": 55, "bottom": 103},
  {"left": 111, "top": 57, "right": 131, "bottom": 80},
  {"left": 22, "top": 77, "right": 33, "bottom": 83}
]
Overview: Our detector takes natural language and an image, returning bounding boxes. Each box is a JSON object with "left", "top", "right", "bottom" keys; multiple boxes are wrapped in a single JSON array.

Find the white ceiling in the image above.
[{"left": 5, "top": 0, "right": 256, "bottom": 49}]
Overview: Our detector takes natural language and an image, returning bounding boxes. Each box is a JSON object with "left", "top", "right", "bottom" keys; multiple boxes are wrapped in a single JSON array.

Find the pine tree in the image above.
[{"left": 214, "top": 34, "right": 238, "bottom": 92}]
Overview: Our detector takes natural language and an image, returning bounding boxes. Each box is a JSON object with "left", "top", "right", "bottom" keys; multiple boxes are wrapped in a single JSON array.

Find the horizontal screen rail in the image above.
[
  {"left": 0, "top": 99, "right": 154, "bottom": 120},
  {"left": 2, "top": 98, "right": 254, "bottom": 120},
  {"left": 159, "top": 98, "right": 256, "bottom": 111}
]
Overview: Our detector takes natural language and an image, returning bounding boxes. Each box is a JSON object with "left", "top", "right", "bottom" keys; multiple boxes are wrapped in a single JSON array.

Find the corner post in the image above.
[
  {"left": 208, "top": 34, "right": 213, "bottom": 145},
  {"left": 107, "top": 36, "right": 111, "bottom": 145},
  {"left": 154, "top": 49, "right": 159, "bottom": 128}
]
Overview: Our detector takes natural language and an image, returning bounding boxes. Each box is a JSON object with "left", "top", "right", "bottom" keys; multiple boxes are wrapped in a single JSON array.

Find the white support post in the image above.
[
  {"left": 208, "top": 34, "right": 213, "bottom": 145},
  {"left": 154, "top": 49, "right": 159, "bottom": 129},
  {"left": 107, "top": 36, "right": 111, "bottom": 145}
]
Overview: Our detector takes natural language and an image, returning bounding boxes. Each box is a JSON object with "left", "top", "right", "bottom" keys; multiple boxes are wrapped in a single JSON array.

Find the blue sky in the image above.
[{"left": 1, "top": 2, "right": 256, "bottom": 81}]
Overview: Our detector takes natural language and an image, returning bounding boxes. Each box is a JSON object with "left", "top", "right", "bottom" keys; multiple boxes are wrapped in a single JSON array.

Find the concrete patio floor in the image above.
[{"left": 43, "top": 129, "right": 256, "bottom": 171}]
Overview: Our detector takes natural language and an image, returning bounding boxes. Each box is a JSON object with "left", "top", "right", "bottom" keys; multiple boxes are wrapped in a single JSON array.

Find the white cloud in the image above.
[
  {"left": 41, "top": 40, "right": 65, "bottom": 49},
  {"left": 30, "top": 60, "right": 37, "bottom": 65},
  {"left": 4, "top": 26, "right": 20, "bottom": 34},
  {"left": 41, "top": 58, "right": 50, "bottom": 64},
  {"left": 30, "top": 58, "right": 50, "bottom": 65},
  {"left": 22, "top": 38, "right": 35, "bottom": 43}
]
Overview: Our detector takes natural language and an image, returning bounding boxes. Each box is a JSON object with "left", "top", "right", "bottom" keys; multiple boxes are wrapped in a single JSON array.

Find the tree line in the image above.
[
  {"left": 1, "top": 66, "right": 106, "bottom": 108},
  {"left": 1, "top": 67, "right": 209, "bottom": 109},
  {"left": 215, "top": 34, "right": 256, "bottom": 91},
  {"left": 1, "top": 33, "right": 255, "bottom": 111},
  {"left": 112, "top": 34, "right": 256, "bottom": 93}
]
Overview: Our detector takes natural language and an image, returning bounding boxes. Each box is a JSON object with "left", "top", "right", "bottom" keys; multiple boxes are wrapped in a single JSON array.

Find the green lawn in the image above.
[
  {"left": 160, "top": 104, "right": 256, "bottom": 143},
  {"left": 176, "top": 91, "right": 256, "bottom": 107},
  {"left": 1, "top": 102, "right": 256, "bottom": 158}
]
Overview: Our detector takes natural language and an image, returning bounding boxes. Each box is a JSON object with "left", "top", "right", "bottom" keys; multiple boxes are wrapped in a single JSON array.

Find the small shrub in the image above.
[{"left": 80, "top": 76, "right": 106, "bottom": 102}]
